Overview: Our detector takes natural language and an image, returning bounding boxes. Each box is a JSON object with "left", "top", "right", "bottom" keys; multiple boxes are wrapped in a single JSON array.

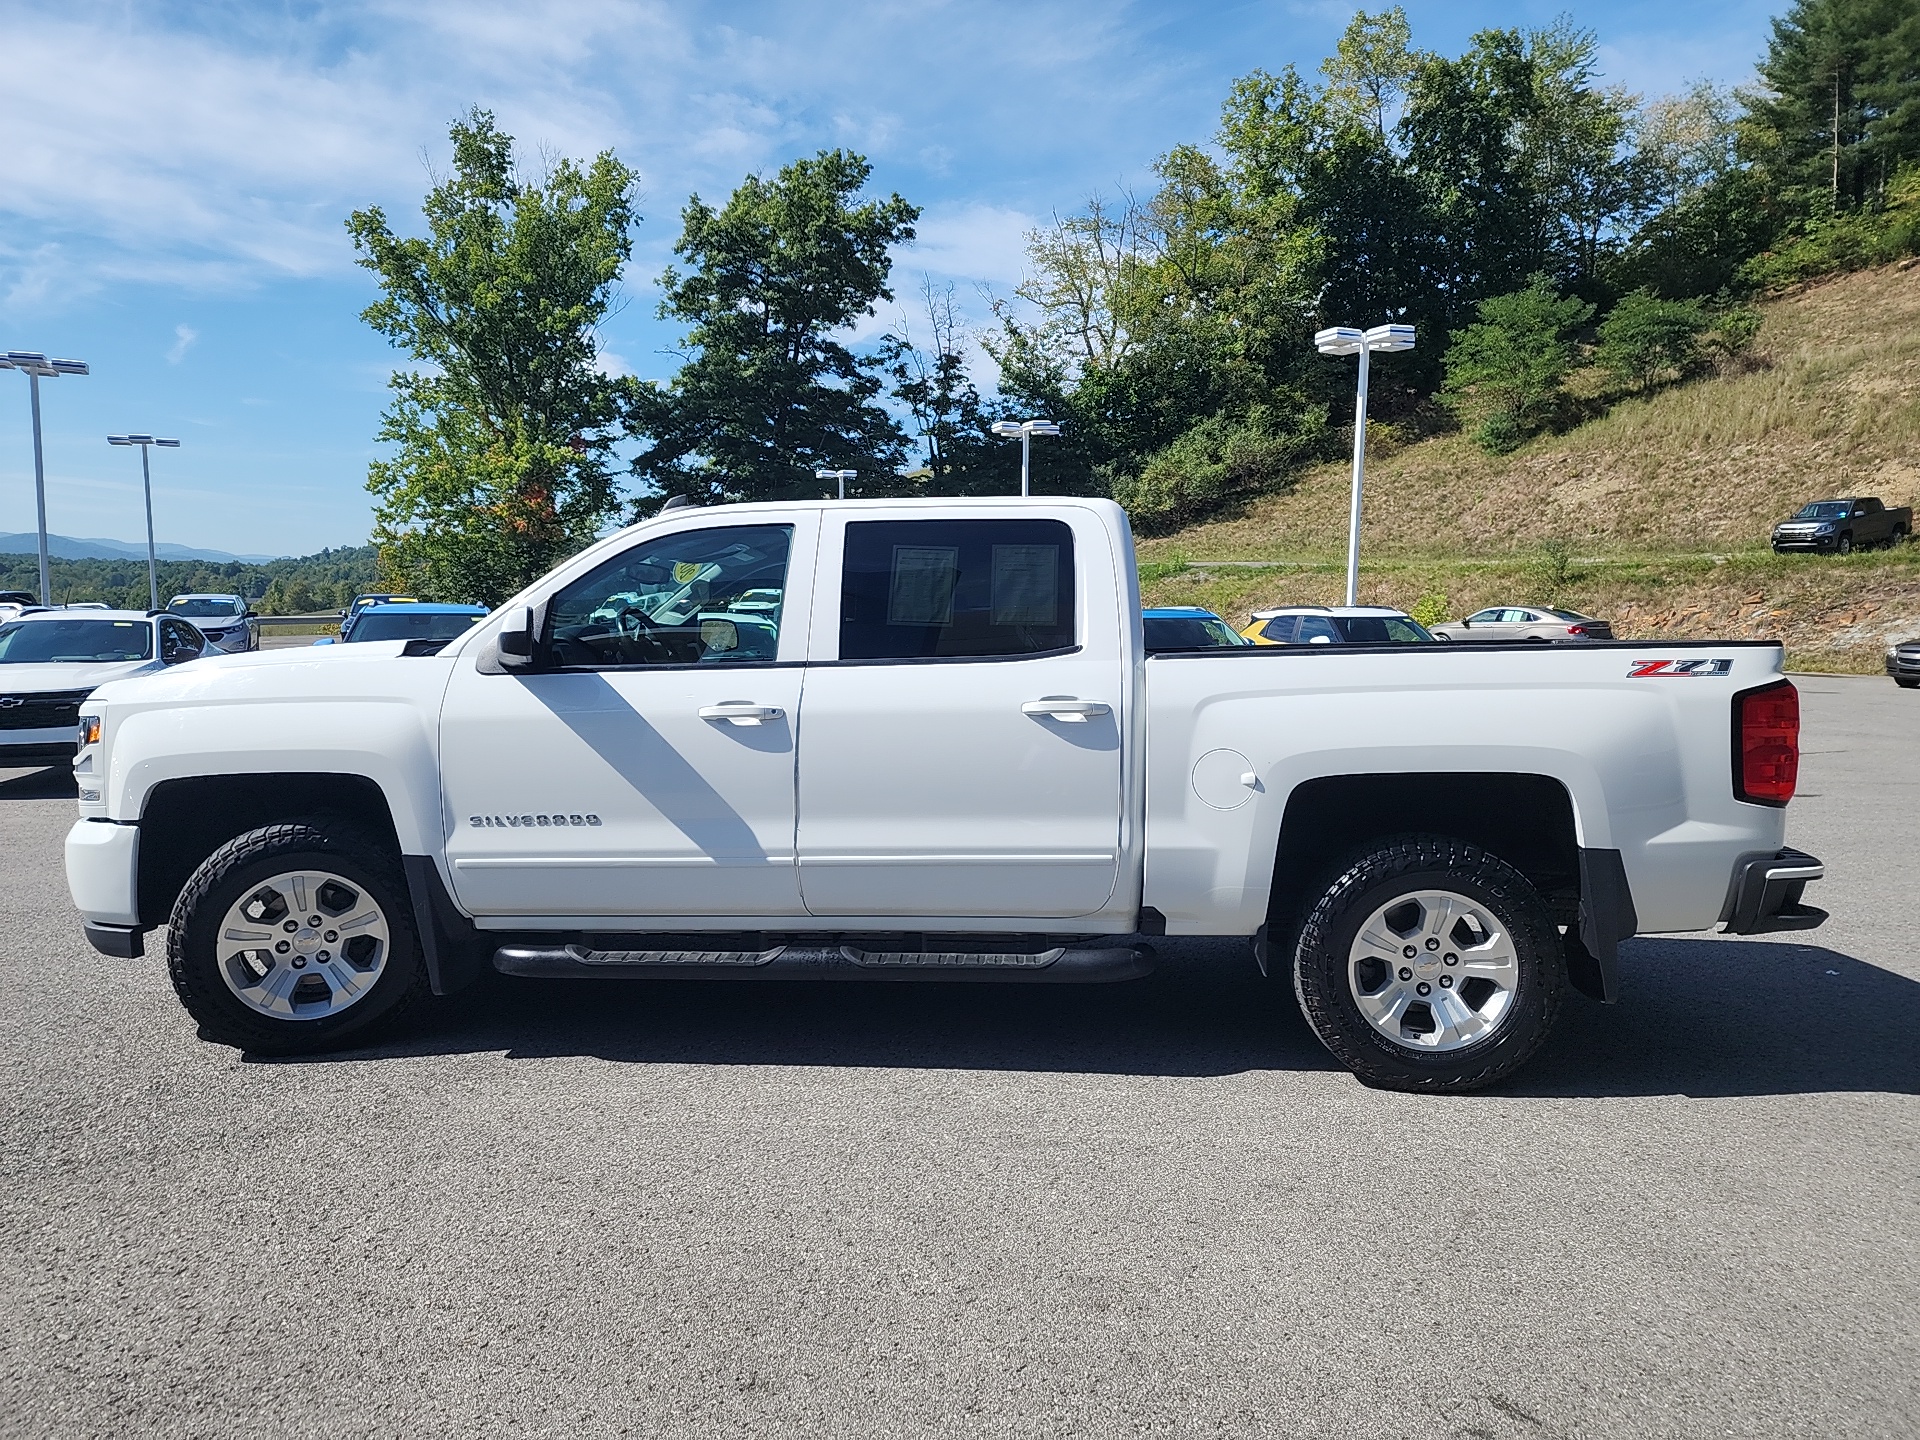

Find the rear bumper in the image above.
[{"left": 1720, "top": 848, "right": 1827, "bottom": 934}]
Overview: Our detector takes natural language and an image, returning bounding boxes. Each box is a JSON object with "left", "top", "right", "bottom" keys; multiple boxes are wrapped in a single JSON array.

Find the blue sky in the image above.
[{"left": 0, "top": 0, "right": 1779, "bottom": 558}]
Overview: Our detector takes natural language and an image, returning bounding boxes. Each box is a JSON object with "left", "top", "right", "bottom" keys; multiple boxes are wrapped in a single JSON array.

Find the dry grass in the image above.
[
  {"left": 1132, "top": 262, "right": 1920, "bottom": 672},
  {"left": 1137, "top": 261, "right": 1920, "bottom": 561}
]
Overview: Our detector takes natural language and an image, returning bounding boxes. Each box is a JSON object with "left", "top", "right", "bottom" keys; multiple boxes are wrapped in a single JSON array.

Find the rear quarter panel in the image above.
[{"left": 1142, "top": 643, "right": 1791, "bottom": 936}]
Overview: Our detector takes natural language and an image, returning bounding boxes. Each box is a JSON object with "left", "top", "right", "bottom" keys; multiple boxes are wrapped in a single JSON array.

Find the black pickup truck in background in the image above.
[{"left": 1771, "top": 497, "right": 1912, "bottom": 553}]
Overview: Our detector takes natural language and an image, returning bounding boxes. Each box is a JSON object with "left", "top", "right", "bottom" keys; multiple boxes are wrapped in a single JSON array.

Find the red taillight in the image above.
[
  {"left": 1734, "top": 680, "right": 1799, "bottom": 806},
  {"left": 1566, "top": 624, "right": 1588, "bottom": 635}
]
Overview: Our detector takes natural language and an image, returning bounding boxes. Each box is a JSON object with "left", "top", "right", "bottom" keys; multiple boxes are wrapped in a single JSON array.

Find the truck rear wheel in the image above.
[
  {"left": 1292, "top": 835, "right": 1565, "bottom": 1092},
  {"left": 166, "top": 821, "right": 428, "bottom": 1055}
]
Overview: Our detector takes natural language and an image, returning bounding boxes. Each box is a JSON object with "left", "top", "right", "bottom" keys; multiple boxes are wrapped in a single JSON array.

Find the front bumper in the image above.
[
  {"left": 0, "top": 726, "right": 78, "bottom": 763},
  {"left": 66, "top": 817, "right": 142, "bottom": 930},
  {"left": 1887, "top": 650, "right": 1920, "bottom": 682},
  {"left": 1721, "top": 848, "right": 1827, "bottom": 934},
  {"left": 1771, "top": 535, "right": 1837, "bottom": 551}
]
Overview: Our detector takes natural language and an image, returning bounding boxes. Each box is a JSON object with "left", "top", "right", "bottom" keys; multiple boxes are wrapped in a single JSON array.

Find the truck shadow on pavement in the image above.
[
  {"left": 0, "top": 765, "right": 75, "bottom": 800},
  {"left": 294, "top": 934, "right": 1920, "bottom": 1097}
]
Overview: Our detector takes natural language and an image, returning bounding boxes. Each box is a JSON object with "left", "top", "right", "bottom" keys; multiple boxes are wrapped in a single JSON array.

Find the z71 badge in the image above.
[{"left": 1627, "top": 658, "right": 1733, "bottom": 677}]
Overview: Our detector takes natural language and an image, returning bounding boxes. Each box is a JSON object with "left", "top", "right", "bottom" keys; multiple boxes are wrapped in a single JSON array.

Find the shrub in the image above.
[
  {"left": 1111, "top": 405, "right": 1326, "bottom": 536},
  {"left": 1596, "top": 289, "right": 1710, "bottom": 390},
  {"left": 1407, "top": 592, "right": 1448, "bottom": 628},
  {"left": 1441, "top": 275, "right": 1596, "bottom": 453}
]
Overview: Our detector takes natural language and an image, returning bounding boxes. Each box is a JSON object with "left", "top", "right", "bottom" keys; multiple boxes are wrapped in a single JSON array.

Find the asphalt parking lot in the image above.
[{"left": 1, "top": 675, "right": 1914, "bottom": 1438}]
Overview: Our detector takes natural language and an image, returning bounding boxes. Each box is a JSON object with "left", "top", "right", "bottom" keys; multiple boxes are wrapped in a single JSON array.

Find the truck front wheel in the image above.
[
  {"left": 166, "top": 821, "right": 428, "bottom": 1055},
  {"left": 1292, "top": 835, "right": 1566, "bottom": 1092}
]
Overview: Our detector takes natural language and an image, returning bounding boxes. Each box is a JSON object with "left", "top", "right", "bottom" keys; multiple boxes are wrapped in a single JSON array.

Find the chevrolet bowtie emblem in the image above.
[{"left": 0, "top": 697, "right": 23, "bottom": 709}]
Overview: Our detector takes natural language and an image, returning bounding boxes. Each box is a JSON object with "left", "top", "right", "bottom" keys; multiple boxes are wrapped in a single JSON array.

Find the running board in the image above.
[{"left": 492, "top": 942, "right": 1155, "bottom": 984}]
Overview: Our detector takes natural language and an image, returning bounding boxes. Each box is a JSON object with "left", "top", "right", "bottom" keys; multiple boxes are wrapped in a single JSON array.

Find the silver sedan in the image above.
[{"left": 1430, "top": 606, "right": 1615, "bottom": 642}]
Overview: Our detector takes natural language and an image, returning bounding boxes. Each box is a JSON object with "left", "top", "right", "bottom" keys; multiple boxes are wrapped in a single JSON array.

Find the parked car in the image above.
[
  {"left": 1143, "top": 606, "right": 1250, "bottom": 651},
  {"left": 1242, "top": 605, "right": 1436, "bottom": 645},
  {"left": 1887, "top": 639, "right": 1920, "bottom": 689},
  {"left": 165, "top": 593, "right": 259, "bottom": 654},
  {"left": 340, "top": 592, "right": 417, "bottom": 639},
  {"left": 315, "top": 602, "right": 487, "bottom": 650},
  {"left": 65, "top": 497, "right": 1824, "bottom": 1094},
  {"left": 0, "top": 592, "right": 42, "bottom": 625},
  {"left": 1430, "top": 607, "right": 1615, "bottom": 643},
  {"left": 0, "top": 609, "right": 206, "bottom": 766},
  {"left": 1771, "top": 497, "right": 1911, "bottom": 554}
]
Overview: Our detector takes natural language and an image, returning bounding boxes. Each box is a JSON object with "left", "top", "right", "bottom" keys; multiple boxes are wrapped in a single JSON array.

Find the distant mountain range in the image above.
[{"left": 0, "top": 532, "right": 281, "bottom": 564}]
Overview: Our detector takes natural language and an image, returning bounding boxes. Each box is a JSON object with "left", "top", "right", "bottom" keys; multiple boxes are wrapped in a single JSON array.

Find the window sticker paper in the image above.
[
  {"left": 990, "top": 544, "right": 1058, "bottom": 626},
  {"left": 888, "top": 546, "right": 960, "bottom": 626}
]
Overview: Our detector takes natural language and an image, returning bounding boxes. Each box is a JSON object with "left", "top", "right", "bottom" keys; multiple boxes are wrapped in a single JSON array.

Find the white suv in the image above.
[{"left": 164, "top": 594, "right": 259, "bottom": 654}]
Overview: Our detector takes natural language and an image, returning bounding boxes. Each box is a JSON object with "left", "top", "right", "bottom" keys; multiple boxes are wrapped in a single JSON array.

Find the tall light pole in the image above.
[
  {"left": 1314, "top": 323, "right": 1414, "bottom": 606},
  {"left": 0, "top": 351, "right": 91, "bottom": 606},
  {"left": 990, "top": 418, "right": 1061, "bottom": 496},
  {"left": 108, "top": 434, "right": 181, "bottom": 612},
  {"left": 815, "top": 467, "right": 856, "bottom": 500}
]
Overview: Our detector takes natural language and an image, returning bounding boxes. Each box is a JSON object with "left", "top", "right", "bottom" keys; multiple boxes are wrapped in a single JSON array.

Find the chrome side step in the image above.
[{"left": 492, "top": 941, "right": 1155, "bottom": 984}]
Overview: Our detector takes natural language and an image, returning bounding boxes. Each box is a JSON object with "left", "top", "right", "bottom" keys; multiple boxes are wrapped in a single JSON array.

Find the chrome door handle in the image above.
[
  {"left": 698, "top": 702, "right": 785, "bottom": 726},
  {"left": 1021, "top": 697, "right": 1111, "bottom": 723}
]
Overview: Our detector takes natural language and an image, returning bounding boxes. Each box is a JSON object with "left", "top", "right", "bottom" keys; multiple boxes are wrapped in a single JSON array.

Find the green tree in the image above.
[
  {"left": 1743, "top": 0, "right": 1918, "bottom": 212},
  {"left": 1441, "top": 275, "right": 1595, "bottom": 452},
  {"left": 629, "top": 150, "right": 919, "bottom": 505},
  {"left": 879, "top": 278, "right": 993, "bottom": 492},
  {"left": 347, "top": 110, "right": 639, "bottom": 605},
  {"left": 1596, "top": 289, "right": 1709, "bottom": 390}
]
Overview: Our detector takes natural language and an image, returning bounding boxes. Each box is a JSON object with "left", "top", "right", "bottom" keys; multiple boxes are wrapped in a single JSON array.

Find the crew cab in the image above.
[
  {"left": 1771, "top": 497, "right": 1911, "bottom": 553},
  {"left": 62, "top": 499, "right": 1827, "bottom": 1091}
]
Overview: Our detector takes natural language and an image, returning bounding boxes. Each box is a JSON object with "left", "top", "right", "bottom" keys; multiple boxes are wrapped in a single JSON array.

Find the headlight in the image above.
[{"left": 77, "top": 715, "right": 101, "bottom": 747}]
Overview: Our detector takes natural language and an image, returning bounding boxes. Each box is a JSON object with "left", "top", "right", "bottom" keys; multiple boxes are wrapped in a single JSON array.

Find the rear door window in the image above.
[
  {"left": 838, "top": 519, "right": 1075, "bottom": 660},
  {"left": 1258, "top": 615, "right": 1298, "bottom": 643},
  {"left": 1294, "top": 616, "right": 1340, "bottom": 644}
]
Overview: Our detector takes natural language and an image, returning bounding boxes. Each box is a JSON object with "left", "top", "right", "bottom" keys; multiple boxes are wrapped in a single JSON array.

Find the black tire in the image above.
[
  {"left": 1897, "top": 677, "right": 1920, "bottom": 689},
  {"left": 1292, "top": 834, "right": 1566, "bottom": 1092},
  {"left": 167, "top": 821, "right": 428, "bottom": 1055},
  {"left": 1838, "top": 534, "right": 1853, "bottom": 554}
]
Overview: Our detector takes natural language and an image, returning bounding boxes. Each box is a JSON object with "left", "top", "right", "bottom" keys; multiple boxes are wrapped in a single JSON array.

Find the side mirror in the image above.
[
  {"left": 700, "top": 617, "right": 739, "bottom": 653},
  {"left": 498, "top": 605, "right": 535, "bottom": 667}
]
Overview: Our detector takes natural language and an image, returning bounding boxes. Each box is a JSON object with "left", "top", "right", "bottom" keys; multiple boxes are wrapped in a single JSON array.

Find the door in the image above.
[
  {"left": 439, "top": 520, "right": 811, "bottom": 921},
  {"left": 795, "top": 510, "right": 1126, "bottom": 920}
]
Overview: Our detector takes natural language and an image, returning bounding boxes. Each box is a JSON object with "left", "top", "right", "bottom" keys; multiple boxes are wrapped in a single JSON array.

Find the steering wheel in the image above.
[{"left": 612, "top": 604, "right": 658, "bottom": 642}]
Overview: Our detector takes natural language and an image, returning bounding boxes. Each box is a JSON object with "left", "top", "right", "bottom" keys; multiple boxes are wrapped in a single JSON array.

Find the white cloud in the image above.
[
  {"left": 0, "top": 1, "right": 1172, "bottom": 312},
  {"left": 906, "top": 204, "right": 1037, "bottom": 289},
  {"left": 167, "top": 324, "right": 199, "bottom": 364}
]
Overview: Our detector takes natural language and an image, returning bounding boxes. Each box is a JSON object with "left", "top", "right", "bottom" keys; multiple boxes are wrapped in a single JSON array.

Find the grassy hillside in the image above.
[{"left": 1137, "top": 261, "right": 1920, "bottom": 671}]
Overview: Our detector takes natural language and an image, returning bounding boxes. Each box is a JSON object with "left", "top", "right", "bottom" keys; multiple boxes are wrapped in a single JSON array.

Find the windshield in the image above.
[
  {"left": 347, "top": 611, "right": 483, "bottom": 643},
  {"left": 167, "top": 597, "right": 243, "bottom": 619},
  {"left": 0, "top": 619, "right": 152, "bottom": 663},
  {"left": 1331, "top": 616, "right": 1435, "bottom": 644},
  {"left": 1794, "top": 502, "right": 1849, "bottom": 519},
  {"left": 1143, "top": 616, "right": 1247, "bottom": 650}
]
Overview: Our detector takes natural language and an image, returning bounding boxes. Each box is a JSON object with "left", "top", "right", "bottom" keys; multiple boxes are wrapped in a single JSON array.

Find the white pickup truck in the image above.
[{"left": 63, "top": 498, "right": 1826, "bottom": 1090}]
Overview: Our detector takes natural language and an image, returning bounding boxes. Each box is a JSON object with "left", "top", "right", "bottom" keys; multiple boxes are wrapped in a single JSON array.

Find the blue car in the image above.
[
  {"left": 315, "top": 602, "right": 488, "bottom": 649},
  {"left": 1142, "top": 606, "right": 1250, "bottom": 652}
]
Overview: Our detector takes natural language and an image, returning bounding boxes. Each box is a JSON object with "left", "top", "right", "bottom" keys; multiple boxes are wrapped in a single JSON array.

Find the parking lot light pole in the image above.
[
  {"left": 815, "top": 467, "right": 856, "bottom": 500},
  {"left": 1314, "top": 323, "right": 1414, "bottom": 606},
  {"left": 990, "top": 419, "right": 1061, "bottom": 496},
  {"left": 108, "top": 434, "right": 181, "bottom": 612},
  {"left": 0, "top": 351, "right": 91, "bottom": 606}
]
